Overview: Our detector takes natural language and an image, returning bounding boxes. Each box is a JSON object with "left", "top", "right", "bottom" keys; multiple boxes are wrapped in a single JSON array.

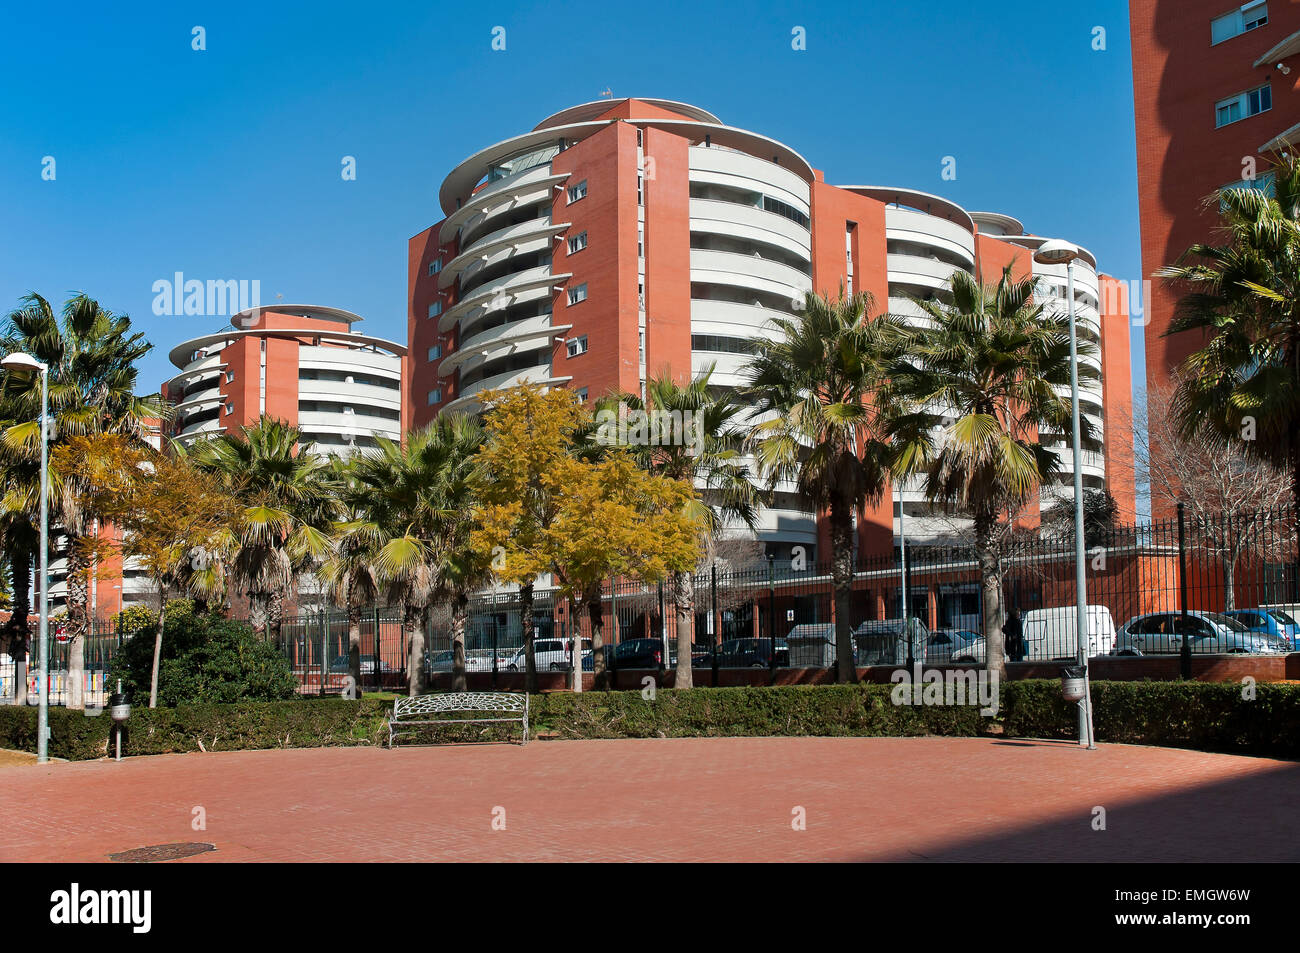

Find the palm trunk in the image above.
[
  {"left": 249, "top": 592, "right": 270, "bottom": 635},
  {"left": 830, "top": 496, "right": 857, "bottom": 684},
  {"left": 347, "top": 597, "right": 362, "bottom": 693},
  {"left": 65, "top": 538, "right": 89, "bottom": 710},
  {"left": 267, "top": 590, "right": 285, "bottom": 645},
  {"left": 5, "top": 548, "right": 31, "bottom": 686},
  {"left": 451, "top": 592, "right": 469, "bottom": 692},
  {"left": 671, "top": 569, "right": 695, "bottom": 689},
  {"left": 521, "top": 580, "right": 537, "bottom": 694},
  {"left": 586, "top": 582, "right": 605, "bottom": 692},
  {"left": 404, "top": 602, "right": 426, "bottom": 696},
  {"left": 975, "top": 508, "right": 1006, "bottom": 679},
  {"left": 149, "top": 594, "right": 167, "bottom": 708}
]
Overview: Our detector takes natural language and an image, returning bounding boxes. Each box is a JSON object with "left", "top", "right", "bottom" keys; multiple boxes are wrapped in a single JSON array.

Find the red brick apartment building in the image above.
[
  {"left": 1131, "top": 0, "right": 1300, "bottom": 512},
  {"left": 408, "top": 98, "right": 1135, "bottom": 561}
]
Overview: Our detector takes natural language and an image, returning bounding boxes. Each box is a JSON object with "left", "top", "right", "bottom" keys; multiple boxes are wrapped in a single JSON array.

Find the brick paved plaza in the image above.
[{"left": 2, "top": 738, "right": 1297, "bottom": 862}]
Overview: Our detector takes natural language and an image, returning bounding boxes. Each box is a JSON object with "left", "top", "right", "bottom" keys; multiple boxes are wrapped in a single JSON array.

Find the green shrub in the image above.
[
  {"left": 5, "top": 680, "right": 1299, "bottom": 762},
  {"left": 109, "top": 603, "right": 297, "bottom": 706},
  {"left": 0, "top": 698, "right": 391, "bottom": 761},
  {"left": 1004, "top": 679, "right": 1300, "bottom": 757}
]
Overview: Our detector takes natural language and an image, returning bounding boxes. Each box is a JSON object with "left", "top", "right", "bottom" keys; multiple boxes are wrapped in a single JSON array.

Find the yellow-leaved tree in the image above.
[{"left": 474, "top": 385, "right": 702, "bottom": 691}]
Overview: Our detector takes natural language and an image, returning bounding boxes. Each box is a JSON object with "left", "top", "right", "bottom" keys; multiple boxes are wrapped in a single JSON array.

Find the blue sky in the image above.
[{"left": 0, "top": 0, "right": 1143, "bottom": 395}]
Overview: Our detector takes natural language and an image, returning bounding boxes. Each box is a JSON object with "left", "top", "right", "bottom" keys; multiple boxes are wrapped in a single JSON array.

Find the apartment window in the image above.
[
  {"left": 428, "top": 259, "right": 442, "bottom": 276},
  {"left": 637, "top": 174, "right": 644, "bottom": 206},
  {"left": 567, "top": 180, "right": 587, "bottom": 203},
  {"left": 427, "top": 344, "right": 442, "bottom": 361},
  {"left": 427, "top": 301, "right": 442, "bottom": 319},
  {"left": 568, "top": 231, "right": 588, "bottom": 254},
  {"left": 576, "top": 387, "right": 589, "bottom": 403},
  {"left": 427, "top": 389, "right": 442, "bottom": 405},
  {"left": 224, "top": 371, "right": 234, "bottom": 384},
  {"left": 566, "top": 335, "right": 588, "bottom": 358},
  {"left": 223, "top": 402, "right": 233, "bottom": 416},
  {"left": 567, "top": 283, "right": 588, "bottom": 306},
  {"left": 1216, "top": 84, "right": 1271, "bottom": 127},
  {"left": 1212, "top": 2, "right": 1267, "bottom": 44}
]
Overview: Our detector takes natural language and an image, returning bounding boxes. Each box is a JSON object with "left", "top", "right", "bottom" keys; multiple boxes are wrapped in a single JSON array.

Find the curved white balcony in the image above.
[
  {"left": 689, "top": 298, "right": 791, "bottom": 338},
  {"left": 689, "top": 198, "right": 811, "bottom": 257},
  {"left": 886, "top": 253, "right": 967, "bottom": 292},
  {"left": 440, "top": 165, "right": 569, "bottom": 237},
  {"left": 883, "top": 207, "right": 975, "bottom": 267},
  {"left": 443, "top": 364, "right": 572, "bottom": 413},
  {"left": 688, "top": 146, "right": 811, "bottom": 211},
  {"left": 690, "top": 248, "right": 811, "bottom": 301},
  {"left": 176, "top": 419, "right": 224, "bottom": 443},
  {"left": 441, "top": 216, "right": 569, "bottom": 289},
  {"left": 438, "top": 266, "right": 571, "bottom": 334},
  {"left": 439, "top": 314, "right": 574, "bottom": 379}
]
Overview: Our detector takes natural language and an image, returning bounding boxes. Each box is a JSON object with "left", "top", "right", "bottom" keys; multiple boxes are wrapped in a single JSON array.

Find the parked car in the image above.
[
  {"left": 329, "top": 654, "right": 391, "bottom": 675},
  {"left": 610, "top": 638, "right": 666, "bottom": 669},
  {"left": 925, "top": 628, "right": 986, "bottom": 664},
  {"left": 715, "top": 637, "right": 789, "bottom": 668},
  {"left": 1021, "top": 605, "right": 1116, "bottom": 660},
  {"left": 1114, "top": 611, "right": 1290, "bottom": 655},
  {"left": 505, "top": 638, "right": 593, "bottom": 671},
  {"left": 1224, "top": 608, "right": 1300, "bottom": 648},
  {"left": 853, "top": 619, "right": 929, "bottom": 666}
]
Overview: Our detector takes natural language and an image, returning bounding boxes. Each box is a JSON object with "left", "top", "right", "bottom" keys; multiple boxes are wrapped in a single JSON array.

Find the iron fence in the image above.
[{"left": 3, "top": 502, "right": 1298, "bottom": 706}]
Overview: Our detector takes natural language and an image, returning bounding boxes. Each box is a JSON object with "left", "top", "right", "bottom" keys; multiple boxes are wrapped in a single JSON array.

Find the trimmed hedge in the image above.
[
  {"left": 0, "top": 698, "right": 392, "bottom": 761},
  {"left": 532, "top": 684, "right": 988, "bottom": 740},
  {"left": 4, "top": 680, "right": 1299, "bottom": 761},
  {"left": 0, "top": 685, "right": 986, "bottom": 759},
  {"left": 1005, "top": 679, "right": 1300, "bottom": 758}
]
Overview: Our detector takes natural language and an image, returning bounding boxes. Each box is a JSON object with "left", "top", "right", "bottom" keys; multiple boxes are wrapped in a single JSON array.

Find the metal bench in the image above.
[{"left": 388, "top": 692, "right": 529, "bottom": 747}]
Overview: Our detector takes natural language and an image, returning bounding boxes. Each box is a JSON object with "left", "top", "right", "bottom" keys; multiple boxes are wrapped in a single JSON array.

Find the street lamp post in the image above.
[
  {"left": 1031, "top": 241, "right": 1095, "bottom": 750},
  {"left": 2, "top": 352, "right": 51, "bottom": 762}
]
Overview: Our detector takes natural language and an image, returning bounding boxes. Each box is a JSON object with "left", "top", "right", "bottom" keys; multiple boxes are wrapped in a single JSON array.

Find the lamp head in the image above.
[
  {"left": 1, "top": 352, "right": 46, "bottom": 383},
  {"left": 1033, "top": 239, "right": 1081, "bottom": 266}
]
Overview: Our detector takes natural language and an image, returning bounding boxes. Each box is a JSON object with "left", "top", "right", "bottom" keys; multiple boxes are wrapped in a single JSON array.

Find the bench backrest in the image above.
[{"left": 393, "top": 692, "right": 527, "bottom": 718}]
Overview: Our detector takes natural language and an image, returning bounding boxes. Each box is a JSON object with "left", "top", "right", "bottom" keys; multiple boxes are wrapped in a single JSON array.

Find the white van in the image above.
[{"left": 1021, "top": 605, "right": 1116, "bottom": 661}]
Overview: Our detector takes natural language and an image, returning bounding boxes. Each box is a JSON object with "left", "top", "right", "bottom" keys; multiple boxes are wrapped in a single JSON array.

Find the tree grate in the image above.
[{"left": 108, "top": 842, "right": 216, "bottom": 863}]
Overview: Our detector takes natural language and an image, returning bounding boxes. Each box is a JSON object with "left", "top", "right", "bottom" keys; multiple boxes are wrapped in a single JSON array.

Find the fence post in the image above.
[
  {"left": 491, "top": 616, "right": 499, "bottom": 691},
  {"left": 658, "top": 581, "right": 667, "bottom": 669},
  {"left": 372, "top": 608, "right": 381, "bottom": 693},
  {"left": 711, "top": 564, "right": 720, "bottom": 687},
  {"left": 768, "top": 554, "right": 777, "bottom": 676},
  {"left": 1177, "top": 502, "right": 1191, "bottom": 679},
  {"left": 609, "top": 575, "right": 617, "bottom": 690},
  {"left": 319, "top": 609, "right": 327, "bottom": 698}
]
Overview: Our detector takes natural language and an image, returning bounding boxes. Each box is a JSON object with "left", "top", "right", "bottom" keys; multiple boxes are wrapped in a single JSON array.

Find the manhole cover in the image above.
[{"left": 108, "top": 842, "right": 216, "bottom": 863}]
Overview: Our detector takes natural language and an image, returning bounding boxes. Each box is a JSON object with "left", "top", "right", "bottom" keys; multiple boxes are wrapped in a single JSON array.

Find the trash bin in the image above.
[{"left": 1060, "top": 666, "right": 1087, "bottom": 702}]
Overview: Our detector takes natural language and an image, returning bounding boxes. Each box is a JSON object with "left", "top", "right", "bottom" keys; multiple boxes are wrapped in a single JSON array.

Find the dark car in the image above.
[
  {"left": 716, "top": 637, "right": 789, "bottom": 668},
  {"left": 330, "top": 654, "right": 390, "bottom": 675},
  {"left": 610, "top": 638, "right": 666, "bottom": 669}
]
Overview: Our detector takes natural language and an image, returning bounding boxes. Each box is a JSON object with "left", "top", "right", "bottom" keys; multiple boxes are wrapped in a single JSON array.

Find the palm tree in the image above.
[
  {"left": 1156, "top": 149, "right": 1300, "bottom": 508},
  {"left": 885, "top": 266, "right": 1099, "bottom": 676},
  {"left": 346, "top": 417, "right": 486, "bottom": 695},
  {"left": 0, "top": 293, "right": 163, "bottom": 708},
  {"left": 601, "top": 365, "right": 757, "bottom": 688},
  {"left": 189, "top": 417, "right": 337, "bottom": 641},
  {"left": 321, "top": 456, "right": 381, "bottom": 690},
  {"left": 744, "top": 289, "right": 905, "bottom": 683}
]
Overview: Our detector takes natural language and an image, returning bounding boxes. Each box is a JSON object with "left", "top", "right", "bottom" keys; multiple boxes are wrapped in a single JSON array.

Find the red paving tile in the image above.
[{"left": 1, "top": 737, "right": 1297, "bottom": 862}]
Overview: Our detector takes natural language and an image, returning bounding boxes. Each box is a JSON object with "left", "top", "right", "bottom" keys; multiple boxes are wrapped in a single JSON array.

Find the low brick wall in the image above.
[{"left": 429, "top": 653, "right": 1300, "bottom": 692}]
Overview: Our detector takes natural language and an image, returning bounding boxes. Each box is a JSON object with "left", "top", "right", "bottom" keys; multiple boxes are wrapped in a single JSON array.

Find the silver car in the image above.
[
  {"left": 925, "top": 628, "right": 986, "bottom": 663},
  {"left": 1114, "top": 611, "right": 1290, "bottom": 655}
]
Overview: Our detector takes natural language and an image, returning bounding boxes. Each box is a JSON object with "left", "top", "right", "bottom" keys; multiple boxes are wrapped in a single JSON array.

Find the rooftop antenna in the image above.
[{"left": 599, "top": 87, "right": 613, "bottom": 98}]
